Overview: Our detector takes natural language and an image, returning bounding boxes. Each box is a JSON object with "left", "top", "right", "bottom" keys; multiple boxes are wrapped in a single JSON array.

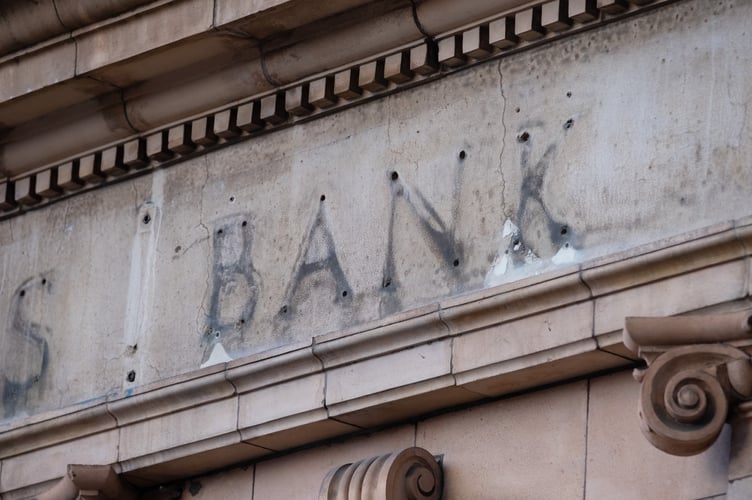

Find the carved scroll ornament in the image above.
[
  {"left": 624, "top": 309, "right": 752, "bottom": 456},
  {"left": 319, "top": 447, "right": 443, "bottom": 500}
]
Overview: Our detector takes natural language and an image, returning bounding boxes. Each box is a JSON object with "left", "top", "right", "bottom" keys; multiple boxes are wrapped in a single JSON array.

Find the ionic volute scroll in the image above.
[
  {"left": 624, "top": 309, "right": 752, "bottom": 457},
  {"left": 319, "top": 447, "right": 443, "bottom": 500}
]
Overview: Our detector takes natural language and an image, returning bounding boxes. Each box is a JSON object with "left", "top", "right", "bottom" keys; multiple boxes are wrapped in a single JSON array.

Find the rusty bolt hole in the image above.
[
  {"left": 127, "top": 370, "right": 136, "bottom": 383},
  {"left": 517, "top": 132, "right": 530, "bottom": 143},
  {"left": 391, "top": 171, "right": 399, "bottom": 181},
  {"left": 143, "top": 214, "right": 151, "bottom": 225}
]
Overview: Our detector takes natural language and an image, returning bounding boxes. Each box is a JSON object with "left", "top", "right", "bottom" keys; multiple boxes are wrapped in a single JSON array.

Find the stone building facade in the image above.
[{"left": 0, "top": 0, "right": 750, "bottom": 498}]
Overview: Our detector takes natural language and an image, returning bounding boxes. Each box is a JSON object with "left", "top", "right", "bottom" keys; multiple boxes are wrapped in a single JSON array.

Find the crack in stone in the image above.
[
  {"left": 195, "top": 156, "right": 212, "bottom": 337},
  {"left": 497, "top": 60, "right": 511, "bottom": 219}
]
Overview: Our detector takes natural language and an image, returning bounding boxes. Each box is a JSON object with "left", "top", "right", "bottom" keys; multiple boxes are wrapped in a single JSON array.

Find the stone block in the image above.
[
  {"left": 56, "top": 161, "right": 85, "bottom": 191},
  {"left": 309, "top": 76, "right": 338, "bottom": 108},
  {"left": 13, "top": 177, "right": 40, "bottom": 206},
  {"left": 100, "top": 146, "right": 128, "bottom": 177},
  {"left": 488, "top": 16, "right": 518, "bottom": 50},
  {"left": 253, "top": 425, "right": 414, "bottom": 499},
  {"left": 33, "top": 169, "right": 62, "bottom": 199},
  {"left": 0, "top": 429, "right": 118, "bottom": 492},
  {"left": 593, "top": 260, "right": 748, "bottom": 336},
  {"left": 542, "top": 0, "right": 572, "bottom": 31},
  {"left": 213, "top": 108, "right": 240, "bottom": 139},
  {"left": 259, "top": 93, "right": 288, "bottom": 125},
  {"left": 452, "top": 301, "right": 593, "bottom": 374},
  {"left": 515, "top": 7, "right": 545, "bottom": 41},
  {"left": 597, "top": 0, "right": 628, "bottom": 15},
  {"left": 569, "top": 0, "right": 599, "bottom": 22},
  {"left": 417, "top": 382, "right": 588, "bottom": 499},
  {"left": 123, "top": 138, "right": 149, "bottom": 169},
  {"left": 585, "top": 371, "right": 729, "bottom": 499},
  {"left": 78, "top": 153, "right": 107, "bottom": 183},
  {"left": 236, "top": 102, "right": 263, "bottom": 132},
  {"left": 358, "top": 60, "right": 388, "bottom": 92},
  {"left": 324, "top": 340, "right": 452, "bottom": 406},
  {"left": 191, "top": 116, "right": 218, "bottom": 146},
  {"left": 334, "top": 69, "right": 362, "bottom": 100},
  {"left": 237, "top": 373, "right": 325, "bottom": 430},
  {"left": 383, "top": 51, "right": 413, "bottom": 83},
  {"left": 118, "top": 398, "right": 238, "bottom": 461},
  {"left": 167, "top": 124, "right": 195, "bottom": 154},
  {"left": 462, "top": 25, "right": 493, "bottom": 59},
  {"left": 410, "top": 43, "right": 438, "bottom": 75},
  {"left": 285, "top": 85, "right": 314, "bottom": 116},
  {"left": 146, "top": 131, "right": 174, "bottom": 162},
  {"left": 0, "top": 182, "right": 16, "bottom": 211},
  {"left": 438, "top": 35, "right": 467, "bottom": 67}
]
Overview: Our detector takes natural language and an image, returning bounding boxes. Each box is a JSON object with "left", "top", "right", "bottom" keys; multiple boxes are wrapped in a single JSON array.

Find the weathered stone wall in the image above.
[{"left": 0, "top": 0, "right": 750, "bottom": 422}]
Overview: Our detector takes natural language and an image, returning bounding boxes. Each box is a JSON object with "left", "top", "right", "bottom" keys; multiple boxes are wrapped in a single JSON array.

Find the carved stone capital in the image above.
[
  {"left": 624, "top": 309, "right": 752, "bottom": 456},
  {"left": 319, "top": 447, "right": 443, "bottom": 500},
  {"left": 37, "top": 465, "right": 137, "bottom": 500}
]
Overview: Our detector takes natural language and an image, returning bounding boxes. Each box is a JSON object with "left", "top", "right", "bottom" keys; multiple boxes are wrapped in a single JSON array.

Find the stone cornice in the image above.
[
  {"left": 1, "top": 218, "right": 749, "bottom": 495},
  {"left": 0, "top": 0, "right": 679, "bottom": 209}
]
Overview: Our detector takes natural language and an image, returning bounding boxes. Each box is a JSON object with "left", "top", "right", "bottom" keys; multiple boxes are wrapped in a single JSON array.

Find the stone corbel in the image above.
[
  {"left": 36, "top": 465, "right": 137, "bottom": 500},
  {"left": 319, "top": 447, "right": 443, "bottom": 500},
  {"left": 624, "top": 309, "right": 752, "bottom": 496}
]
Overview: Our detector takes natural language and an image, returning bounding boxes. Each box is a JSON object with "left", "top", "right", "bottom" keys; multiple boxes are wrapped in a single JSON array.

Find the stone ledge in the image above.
[{"left": 0, "top": 218, "right": 749, "bottom": 494}]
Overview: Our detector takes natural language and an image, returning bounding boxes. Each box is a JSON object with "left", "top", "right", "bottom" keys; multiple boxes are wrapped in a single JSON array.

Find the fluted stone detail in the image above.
[
  {"left": 319, "top": 447, "right": 443, "bottom": 500},
  {"left": 625, "top": 310, "right": 752, "bottom": 456}
]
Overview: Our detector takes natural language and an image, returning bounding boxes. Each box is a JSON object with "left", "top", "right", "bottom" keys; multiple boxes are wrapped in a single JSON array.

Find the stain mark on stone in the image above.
[
  {"left": 280, "top": 200, "right": 352, "bottom": 317},
  {"left": 1, "top": 274, "right": 53, "bottom": 419},
  {"left": 202, "top": 214, "right": 260, "bottom": 364},
  {"left": 515, "top": 126, "right": 579, "bottom": 258},
  {"left": 380, "top": 172, "right": 463, "bottom": 315}
]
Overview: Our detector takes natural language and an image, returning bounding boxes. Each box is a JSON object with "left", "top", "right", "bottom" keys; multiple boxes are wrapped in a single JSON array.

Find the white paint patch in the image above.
[
  {"left": 502, "top": 219, "right": 517, "bottom": 237},
  {"left": 552, "top": 244, "right": 578, "bottom": 265},
  {"left": 200, "top": 343, "right": 233, "bottom": 368}
]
